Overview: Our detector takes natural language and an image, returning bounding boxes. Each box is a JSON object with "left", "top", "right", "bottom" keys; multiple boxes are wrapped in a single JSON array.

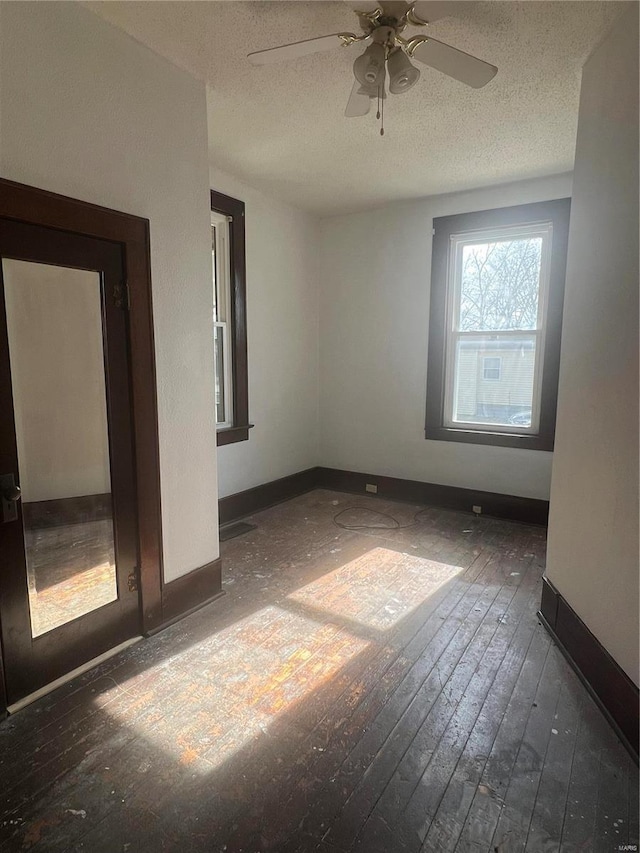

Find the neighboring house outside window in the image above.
[
  {"left": 211, "top": 190, "right": 251, "bottom": 447},
  {"left": 425, "top": 199, "right": 571, "bottom": 451}
]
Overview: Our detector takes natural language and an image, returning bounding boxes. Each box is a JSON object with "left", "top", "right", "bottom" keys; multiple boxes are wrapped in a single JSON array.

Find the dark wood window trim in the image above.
[
  {"left": 425, "top": 198, "right": 571, "bottom": 452},
  {"left": 210, "top": 190, "right": 252, "bottom": 447}
]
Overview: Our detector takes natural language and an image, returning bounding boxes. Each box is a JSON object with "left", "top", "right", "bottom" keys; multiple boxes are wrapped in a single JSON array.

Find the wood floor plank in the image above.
[
  {"left": 455, "top": 626, "right": 552, "bottom": 850},
  {"left": 523, "top": 660, "right": 584, "bottom": 852},
  {"left": 321, "top": 583, "right": 507, "bottom": 850},
  {"left": 592, "top": 727, "right": 631, "bottom": 851},
  {"left": 402, "top": 566, "right": 541, "bottom": 850},
  {"left": 418, "top": 610, "right": 540, "bottom": 851},
  {"left": 558, "top": 694, "right": 610, "bottom": 852},
  {"left": 144, "top": 540, "right": 476, "bottom": 844},
  {"left": 354, "top": 577, "right": 533, "bottom": 851},
  {"left": 488, "top": 645, "right": 566, "bottom": 852},
  {"left": 0, "top": 489, "right": 632, "bottom": 853},
  {"left": 220, "top": 562, "right": 499, "bottom": 851},
  {"left": 628, "top": 757, "right": 640, "bottom": 849}
]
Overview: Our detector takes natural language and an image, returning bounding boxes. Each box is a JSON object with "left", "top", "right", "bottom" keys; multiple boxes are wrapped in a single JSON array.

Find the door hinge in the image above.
[
  {"left": 114, "top": 280, "right": 130, "bottom": 310},
  {"left": 127, "top": 570, "right": 139, "bottom": 593}
]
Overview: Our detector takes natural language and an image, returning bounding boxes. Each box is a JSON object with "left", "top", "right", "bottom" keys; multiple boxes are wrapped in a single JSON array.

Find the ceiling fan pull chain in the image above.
[{"left": 380, "top": 88, "right": 385, "bottom": 136}]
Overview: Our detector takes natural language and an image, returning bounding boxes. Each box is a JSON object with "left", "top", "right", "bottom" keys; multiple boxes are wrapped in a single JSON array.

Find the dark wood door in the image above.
[{"left": 0, "top": 218, "right": 140, "bottom": 705}]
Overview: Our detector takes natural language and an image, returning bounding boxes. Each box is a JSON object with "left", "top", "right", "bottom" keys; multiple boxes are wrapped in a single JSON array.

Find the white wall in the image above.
[
  {"left": 0, "top": 2, "right": 218, "bottom": 582},
  {"left": 319, "top": 173, "right": 572, "bottom": 501},
  {"left": 210, "top": 167, "right": 319, "bottom": 499},
  {"left": 3, "top": 261, "right": 110, "bottom": 503},
  {"left": 546, "top": 7, "right": 639, "bottom": 684}
]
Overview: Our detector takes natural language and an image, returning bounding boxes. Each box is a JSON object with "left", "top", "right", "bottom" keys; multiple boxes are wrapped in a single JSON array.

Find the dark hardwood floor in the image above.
[{"left": 0, "top": 489, "right": 637, "bottom": 852}]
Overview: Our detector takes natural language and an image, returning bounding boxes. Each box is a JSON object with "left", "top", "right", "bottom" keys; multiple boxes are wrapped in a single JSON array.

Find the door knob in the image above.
[
  {"left": 1, "top": 473, "right": 21, "bottom": 523},
  {"left": 2, "top": 483, "right": 21, "bottom": 502}
]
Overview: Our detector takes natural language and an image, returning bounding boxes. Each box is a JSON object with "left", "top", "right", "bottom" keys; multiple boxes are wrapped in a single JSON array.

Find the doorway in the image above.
[{"left": 0, "top": 181, "right": 164, "bottom": 711}]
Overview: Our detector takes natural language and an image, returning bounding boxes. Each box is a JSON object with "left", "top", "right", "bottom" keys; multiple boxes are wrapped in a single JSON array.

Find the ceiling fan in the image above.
[{"left": 247, "top": 1, "right": 497, "bottom": 132}]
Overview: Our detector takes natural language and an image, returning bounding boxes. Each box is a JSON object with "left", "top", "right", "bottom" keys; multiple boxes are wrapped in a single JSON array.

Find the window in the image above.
[
  {"left": 482, "top": 356, "right": 501, "bottom": 381},
  {"left": 212, "top": 211, "right": 232, "bottom": 426},
  {"left": 425, "top": 199, "right": 570, "bottom": 451},
  {"left": 211, "top": 190, "right": 251, "bottom": 446}
]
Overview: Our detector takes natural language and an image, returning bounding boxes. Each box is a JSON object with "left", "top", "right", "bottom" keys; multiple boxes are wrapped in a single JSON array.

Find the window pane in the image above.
[
  {"left": 214, "top": 325, "right": 225, "bottom": 424},
  {"left": 459, "top": 238, "right": 543, "bottom": 332},
  {"left": 211, "top": 225, "right": 218, "bottom": 322},
  {"left": 451, "top": 335, "right": 535, "bottom": 427},
  {"left": 483, "top": 356, "right": 501, "bottom": 380}
]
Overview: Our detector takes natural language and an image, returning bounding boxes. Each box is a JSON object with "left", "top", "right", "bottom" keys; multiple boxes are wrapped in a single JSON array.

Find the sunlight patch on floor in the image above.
[
  {"left": 287, "top": 547, "right": 463, "bottom": 631},
  {"left": 99, "top": 602, "right": 370, "bottom": 773},
  {"left": 98, "top": 547, "right": 461, "bottom": 775}
]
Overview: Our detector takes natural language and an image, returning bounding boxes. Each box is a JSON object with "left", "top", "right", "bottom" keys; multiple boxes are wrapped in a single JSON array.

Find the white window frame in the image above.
[
  {"left": 212, "top": 211, "right": 234, "bottom": 430},
  {"left": 442, "top": 221, "right": 553, "bottom": 435}
]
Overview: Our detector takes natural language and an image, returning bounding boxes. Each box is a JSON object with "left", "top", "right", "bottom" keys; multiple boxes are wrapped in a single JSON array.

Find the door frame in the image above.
[{"left": 0, "top": 180, "right": 164, "bottom": 653}]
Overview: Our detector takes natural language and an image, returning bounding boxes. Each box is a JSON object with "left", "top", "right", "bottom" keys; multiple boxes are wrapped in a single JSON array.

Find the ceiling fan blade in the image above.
[
  {"left": 345, "top": 81, "right": 371, "bottom": 117},
  {"left": 380, "top": 1, "right": 412, "bottom": 16},
  {"left": 411, "top": 2, "right": 470, "bottom": 23},
  {"left": 248, "top": 33, "right": 356, "bottom": 66},
  {"left": 343, "top": 1, "right": 382, "bottom": 13},
  {"left": 345, "top": 2, "right": 413, "bottom": 18},
  {"left": 411, "top": 37, "right": 497, "bottom": 88}
]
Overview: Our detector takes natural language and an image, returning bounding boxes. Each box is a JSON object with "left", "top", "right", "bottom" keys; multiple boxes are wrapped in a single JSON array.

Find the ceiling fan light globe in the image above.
[
  {"left": 390, "top": 68, "right": 420, "bottom": 92},
  {"left": 356, "top": 62, "right": 387, "bottom": 99},
  {"left": 388, "top": 48, "right": 421, "bottom": 94},
  {"left": 353, "top": 42, "right": 385, "bottom": 87}
]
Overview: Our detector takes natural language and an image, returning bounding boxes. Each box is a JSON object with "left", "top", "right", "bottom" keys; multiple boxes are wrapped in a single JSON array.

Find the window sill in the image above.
[
  {"left": 216, "top": 423, "right": 254, "bottom": 447},
  {"left": 425, "top": 425, "right": 553, "bottom": 451}
]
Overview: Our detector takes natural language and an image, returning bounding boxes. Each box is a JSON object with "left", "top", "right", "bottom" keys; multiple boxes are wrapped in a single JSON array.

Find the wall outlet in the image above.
[
  {"left": 472, "top": 505, "right": 482, "bottom": 515},
  {"left": 365, "top": 483, "right": 378, "bottom": 494}
]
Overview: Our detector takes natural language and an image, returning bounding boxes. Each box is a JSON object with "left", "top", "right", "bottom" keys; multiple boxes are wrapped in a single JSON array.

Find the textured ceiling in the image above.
[{"left": 86, "top": 1, "right": 623, "bottom": 215}]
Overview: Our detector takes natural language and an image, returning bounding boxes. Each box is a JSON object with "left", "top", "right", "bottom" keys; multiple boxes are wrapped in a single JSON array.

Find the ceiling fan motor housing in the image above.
[{"left": 369, "top": 24, "right": 397, "bottom": 46}]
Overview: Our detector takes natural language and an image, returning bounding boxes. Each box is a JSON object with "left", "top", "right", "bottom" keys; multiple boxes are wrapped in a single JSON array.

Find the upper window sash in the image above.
[
  {"left": 211, "top": 212, "right": 231, "bottom": 324},
  {"left": 447, "top": 222, "right": 553, "bottom": 334}
]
